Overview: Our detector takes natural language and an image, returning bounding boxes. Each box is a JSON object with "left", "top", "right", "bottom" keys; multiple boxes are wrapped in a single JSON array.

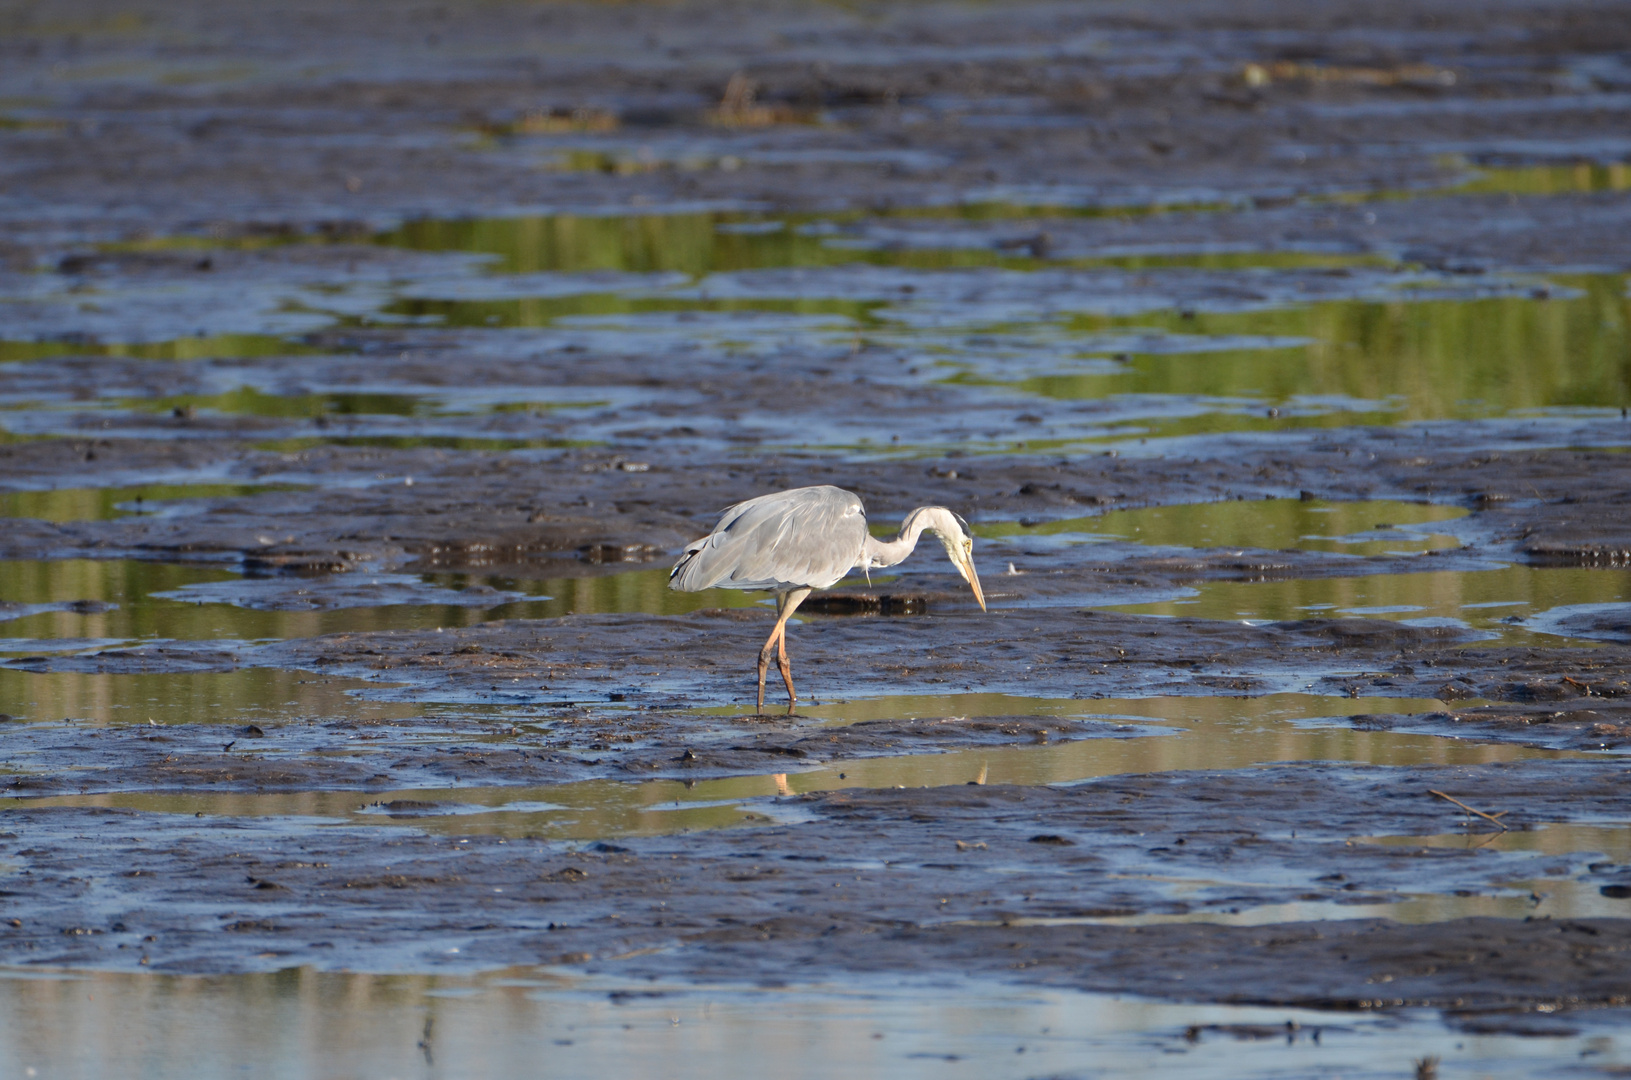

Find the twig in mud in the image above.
[
  {"left": 1428, "top": 789, "right": 1509, "bottom": 832},
  {"left": 418, "top": 1016, "right": 434, "bottom": 1065}
]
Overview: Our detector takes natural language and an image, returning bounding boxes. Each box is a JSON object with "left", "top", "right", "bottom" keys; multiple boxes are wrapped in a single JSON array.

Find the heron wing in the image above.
[{"left": 669, "top": 485, "right": 867, "bottom": 593}]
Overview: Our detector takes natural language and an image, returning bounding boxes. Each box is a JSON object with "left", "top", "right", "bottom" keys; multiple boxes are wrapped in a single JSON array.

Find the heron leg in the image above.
[
  {"left": 756, "top": 624, "right": 777, "bottom": 715},
  {"left": 774, "top": 588, "right": 812, "bottom": 713},
  {"left": 755, "top": 588, "right": 811, "bottom": 715},
  {"left": 756, "top": 598, "right": 789, "bottom": 714}
]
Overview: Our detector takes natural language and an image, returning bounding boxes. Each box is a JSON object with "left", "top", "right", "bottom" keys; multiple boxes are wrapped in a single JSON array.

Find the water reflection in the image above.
[
  {"left": 373, "top": 222, "right": 1628, "bottom": 443},
  {"left": 975, "top": 498, "right": 1466, "bottom": 556},
  {"left": 991, "top": 275, "right": 1631, "bottom": 422},
  {"left": 0, "top": 333, "right": 330, "bottom": 365},
  {"left": 1441, "top": 160, "right": 1631, "bottom": 197},
  {"left": 0, "top": 484, "right": 309, "bottom": 523},
  {"left": 0, "top": 670, "right": 415, "bottom": 727},
  {"left": 0, "top": 968, "right": 1573, "bottom": 1080}
]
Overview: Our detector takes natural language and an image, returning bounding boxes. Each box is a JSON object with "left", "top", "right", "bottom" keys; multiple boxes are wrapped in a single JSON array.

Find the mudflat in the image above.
[{"left": 2, "top": 0, "right": 1631, "bottom": 1071}]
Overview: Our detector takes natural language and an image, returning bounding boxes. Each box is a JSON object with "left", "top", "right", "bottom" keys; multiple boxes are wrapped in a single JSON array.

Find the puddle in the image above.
[
  {"left": 976, "top": 498, "right": 1466, "bottom": 557},
  {"left": 1104, "top": 564, "right": 1631, "bottom": 644},
  {"left": 982, "top": 275, "right": 1631, "bottom": 428},
  {"left": 2, "top": 968, "right": 1605, "bottom": 1080},
  {"left": 0, "top": 333, "right": 332, "bottom": 365},
  {"left": 0, "top": 670, "right": 416, "bottom": 728},
  {"left": 0, "top": 484, "right": 310, "bottom": 523},
  {"left": 1435, "top": 160, "right": 1631, "bottom": 198},
  {"left": 416, "top": 567, "right": 762, "bottom": 621},
  {"left": 0, "top": 559, "right": 530, "bottom": 643}
]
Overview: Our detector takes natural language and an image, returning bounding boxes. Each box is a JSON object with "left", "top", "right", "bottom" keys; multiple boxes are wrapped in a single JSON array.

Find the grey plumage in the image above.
[{"left": 669, "top": 485, "right": 867, "bottom": 593}]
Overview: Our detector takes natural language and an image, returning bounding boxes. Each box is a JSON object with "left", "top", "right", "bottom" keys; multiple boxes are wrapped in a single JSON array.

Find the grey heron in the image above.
[{"left": 669, "top": 485, "right": 986, "bottom": 713}]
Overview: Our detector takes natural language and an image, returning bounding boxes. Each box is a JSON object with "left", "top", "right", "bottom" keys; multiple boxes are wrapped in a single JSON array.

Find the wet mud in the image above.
[
  {"left": 6, "top": 762, "right": 1631, "bottom": 1017},
  {"left": 3, "top": 0, "right": 1631, "bottom": 1064}
]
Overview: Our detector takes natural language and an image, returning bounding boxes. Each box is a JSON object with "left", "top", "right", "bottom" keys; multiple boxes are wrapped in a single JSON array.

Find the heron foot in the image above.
[
  {"left": 776, "top": 652, "right": 796, "bottom": 710},
  {"left": 756, "top": 644, "right": 775, "bottom": 715}
]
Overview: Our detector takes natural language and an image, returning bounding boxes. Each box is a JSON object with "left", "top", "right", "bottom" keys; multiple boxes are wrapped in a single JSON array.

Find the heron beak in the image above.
[{"left": 958, "top": 548, "right": 986, "bottom": 612}]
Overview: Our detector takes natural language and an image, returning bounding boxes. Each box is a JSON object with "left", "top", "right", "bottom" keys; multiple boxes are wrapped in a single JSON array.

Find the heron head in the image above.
[{"left": 929, "top": 509, "right": 985, "bottom": 612}]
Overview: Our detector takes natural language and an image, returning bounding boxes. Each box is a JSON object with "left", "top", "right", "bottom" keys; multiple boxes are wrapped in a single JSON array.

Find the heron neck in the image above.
[{"left": 862, "top": 508, "right": 934, "bottom": 569}]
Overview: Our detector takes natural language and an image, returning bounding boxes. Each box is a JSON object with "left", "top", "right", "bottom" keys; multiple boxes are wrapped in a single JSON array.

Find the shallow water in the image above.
[
  {"left": 980, "top": 275, "right": 1631, "bottom": 427},
  {"left": 0, "top": 670, "right": 416, "bottom": 728},
  {"left": 975, "top": 497, "right": 1467, "bottom": 557},
  {"left": 0, "top": 333, "right": 328, "bottom": 364},
  {"left": 0, "top": 483, "right": 310, "bottom": 523},
  {"left": 5, "top": 967, "right": 1613, "bottom": 1080}
]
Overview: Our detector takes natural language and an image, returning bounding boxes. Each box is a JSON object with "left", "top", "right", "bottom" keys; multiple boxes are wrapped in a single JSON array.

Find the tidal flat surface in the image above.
[{"left": 2, "top": 0, "right": 1631, "bottom": 1075}]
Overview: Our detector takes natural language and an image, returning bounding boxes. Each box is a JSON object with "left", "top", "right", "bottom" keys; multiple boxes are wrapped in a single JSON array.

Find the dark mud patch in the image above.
[
  {"left": 1524, "top": 603, "right": 1631, "bottom": 642},
  {"left": 1347, "top": 699, "right": 1631, "bottom": 752},
  {"left": 5, "top": 762, "right": 1629, "bottom": 1014},
  {"left": 843, "top": 193, "right": 1631, "bottom": 275},
  {"left": 148, "top": 573, "right": 531, "bottom": 612}
]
